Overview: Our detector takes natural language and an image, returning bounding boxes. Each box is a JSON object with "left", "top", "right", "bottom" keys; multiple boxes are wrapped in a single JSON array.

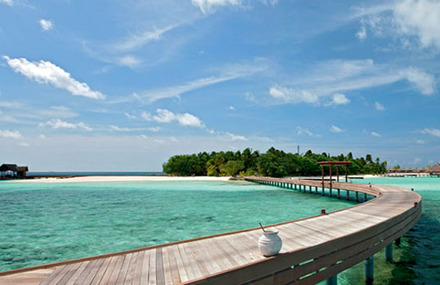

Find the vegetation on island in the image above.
[{"left": 162, "top": 147, "right": 387, "bottom": 177}]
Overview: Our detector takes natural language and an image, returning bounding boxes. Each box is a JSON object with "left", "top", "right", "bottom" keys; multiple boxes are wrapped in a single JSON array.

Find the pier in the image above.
[{"left": 0, "top": 178, "right": 421, "bottom": 284}]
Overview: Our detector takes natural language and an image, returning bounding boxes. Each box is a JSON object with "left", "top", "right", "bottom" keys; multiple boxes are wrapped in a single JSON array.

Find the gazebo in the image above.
[{"left": 317, "top": 161, "right": 352, "bottom": 191}]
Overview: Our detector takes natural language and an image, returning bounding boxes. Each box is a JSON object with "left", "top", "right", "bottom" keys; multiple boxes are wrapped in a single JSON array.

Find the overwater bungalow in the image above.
[{"left": 0, "top": 164, "right": 29, "bottom": 179}]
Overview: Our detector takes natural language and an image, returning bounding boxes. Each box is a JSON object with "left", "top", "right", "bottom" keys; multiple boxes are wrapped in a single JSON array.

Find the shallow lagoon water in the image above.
[
  {"left": 0, "top": 180, "right": 354, "bottom": 271},
  {"left": 1, "top": 177, "right": 438, "bottom": 284}
]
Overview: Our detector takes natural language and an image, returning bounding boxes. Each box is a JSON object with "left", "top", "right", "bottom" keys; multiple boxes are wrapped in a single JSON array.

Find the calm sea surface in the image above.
[
  {"left": 0, "top": 179, "right": 354, "bottom": 272},
  {"left": 0, "top": 177, "right": 438, "bottom": 284}
]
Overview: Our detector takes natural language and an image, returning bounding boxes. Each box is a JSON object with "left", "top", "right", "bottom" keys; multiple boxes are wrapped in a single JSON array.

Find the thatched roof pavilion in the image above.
[{"left": 429, "top": 163, "right": 440, "bottom": 175}]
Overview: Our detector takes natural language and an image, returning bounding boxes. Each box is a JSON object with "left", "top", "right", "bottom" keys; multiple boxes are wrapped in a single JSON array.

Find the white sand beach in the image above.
[{"left": 7, "top": 176, "right": 232, "bottom": 183}]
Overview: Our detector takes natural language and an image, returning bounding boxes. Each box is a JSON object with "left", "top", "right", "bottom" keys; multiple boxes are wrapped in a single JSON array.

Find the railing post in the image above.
[
  {"left": 365, "top": 256, "right": 374, "bottom": 284},
  {"left": 326, "top": 275, "right": 337, "bottom": 285},
  {"left": 386, "top": 243, "right": 393, "bottom": 262}
]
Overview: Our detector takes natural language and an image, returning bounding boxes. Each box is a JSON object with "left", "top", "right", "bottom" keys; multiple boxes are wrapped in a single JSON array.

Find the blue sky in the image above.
[{"left": 0, "top": 0, "right": 439, "bottom": 171}]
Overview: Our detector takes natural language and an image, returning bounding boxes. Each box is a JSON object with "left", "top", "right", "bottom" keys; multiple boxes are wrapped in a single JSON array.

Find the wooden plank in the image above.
[
  {"left": 66, "top": 261, "right": 89, "bottom": 285},
  {"left": 89, "top": 257, "right": 112, "bottom": 285},
  {"left": 124, "top": 252, "right": 140, "bottom": 285},
  {"left": 141, "top": 246, "right": 152, "bottom": 284},
  {"left": 156, "top": 248, "right": 165, "bottom": 285},
  {"left": 73, "top": 259, "right": 104, "bottom": 285},
  {"left": 54, "top": 262, "right": 81, "bottom": 285},
  {"left": 148, "top": 248, "right": 157, "bottom": 285},
  {"left": 106, "top": 255, "right": 126, "bottom": 285},
  {"left": 93, "top": 256, "right": 120, "bottom": 285},
  {"left": 39, "top": 265, "right": 67, "bottom": 285},
  {"left": 164, "top": 245, "right": 181, "bottom": 284},
  {"left": 169, "top": 245, "right": 189, "bottom": 283},
  {"left": 115, "top": 253, "right": 133, "bottom": 285},
  {"left": 177, "top": 243, "right": 200, "bottom": 281}
]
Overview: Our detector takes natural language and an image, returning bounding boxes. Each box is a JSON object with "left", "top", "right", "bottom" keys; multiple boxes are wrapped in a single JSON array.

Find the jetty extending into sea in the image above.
[{"left": 0, "top": 177, "right": 421, "bottom": 284}]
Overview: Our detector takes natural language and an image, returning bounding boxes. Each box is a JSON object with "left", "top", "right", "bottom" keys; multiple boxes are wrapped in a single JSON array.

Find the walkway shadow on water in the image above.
[{"left": 388, "top": 211, "right": 440, "bottom": 285}]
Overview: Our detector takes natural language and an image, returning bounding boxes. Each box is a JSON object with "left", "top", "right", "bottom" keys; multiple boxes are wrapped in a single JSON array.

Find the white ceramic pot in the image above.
[{"left": 258, "top": 230, "right": 282, "bottom": 257}]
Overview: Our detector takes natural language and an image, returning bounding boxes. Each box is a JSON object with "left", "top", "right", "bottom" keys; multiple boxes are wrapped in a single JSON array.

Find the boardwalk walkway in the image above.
[{"left": 0, "top": 178, "right": 421, "bottom": 284}]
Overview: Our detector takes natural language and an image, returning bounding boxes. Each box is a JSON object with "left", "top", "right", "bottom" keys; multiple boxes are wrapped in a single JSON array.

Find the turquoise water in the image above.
[
  {"left": 0, "top": 180, "right": 354, "bottom": 271},
  {"left": 337, "top": 176, "right": 440, "bottom": 285}
]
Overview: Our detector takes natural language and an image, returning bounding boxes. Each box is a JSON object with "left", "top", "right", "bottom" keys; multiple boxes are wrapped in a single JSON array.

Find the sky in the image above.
[{"left": 0, "top": 0, "right": 439, "bottom": 171}]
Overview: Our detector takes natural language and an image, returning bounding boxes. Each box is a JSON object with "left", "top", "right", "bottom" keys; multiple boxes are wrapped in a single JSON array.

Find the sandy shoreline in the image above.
[{"left": 5, "top": 176, "right": 232, "bottom": 183}]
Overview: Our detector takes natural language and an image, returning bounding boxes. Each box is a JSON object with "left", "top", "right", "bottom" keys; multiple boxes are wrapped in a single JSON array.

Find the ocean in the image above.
[{"left": 0, "top": 176, "right": 438, "bottom": 284}]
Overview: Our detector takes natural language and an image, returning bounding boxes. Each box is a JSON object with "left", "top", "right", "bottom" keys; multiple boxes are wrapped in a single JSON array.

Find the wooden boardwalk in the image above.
[{"left": 0, "top": 178, "right": 421, "bottom": 285}]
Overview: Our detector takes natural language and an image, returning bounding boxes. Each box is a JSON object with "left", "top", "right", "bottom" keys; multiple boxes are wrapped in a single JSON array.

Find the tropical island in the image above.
[{"left": 162, "top": 147, "right": 387, "bottom": 177}]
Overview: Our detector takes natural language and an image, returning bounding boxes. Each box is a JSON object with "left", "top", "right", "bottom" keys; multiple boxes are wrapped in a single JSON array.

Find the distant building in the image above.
[
  {"left": 429, "top": 163, "right": 440, "bottom": 176},
  {"left": 0, "top": 164, "right": 29, "bottom": 179}
]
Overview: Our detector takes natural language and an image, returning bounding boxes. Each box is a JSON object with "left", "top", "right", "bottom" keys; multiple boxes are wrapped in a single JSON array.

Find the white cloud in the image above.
[
  {"left": 356, "top": 25, "right": 367, "bottom": 40},
  {"left": 117, "top": 55, "right": 142, "bottom": 68},
  {"left": 39, "top": 19, "right": 53, "bottom": 31},
  {"left": 269, "top": 86, "right": 319, "bottom": 104},
  {"left": 375, "top": 101, "right": 385, "bottom": 111},
  {"left": 141, "top": 112, "right": 152, "bottom": 121},
  {"left": 4, "top": 56, "right": 105, "bottom": 100},
  {"left": 415, "top": 139, "right": 425, "bottom": 144},
  {"left": 192, "top": 0, "right": 278, "bottom": 14},
  {"left": 110, "top": 125, "right": 131, "bottom": 132},
  {"left": 371, "top": 131, "right": 382, "bottom": 137},
  {"left": 40, "top": 119, "right": 92, "bottom": 131},
  {"left": 114, "top": 25, "right": 175, "bottom": 52},
  {"left": 355, "top": 0, "right": 440, "bottom": 50},
  {"left": 147, "top": 127, "right": 161, "bottom": 132},
  {"left": 152, "top": 109, "right": 204, "bottom": 128},
  {"left": 40, "top": 106, "right": 78, "bottom": 118},
  {"left": 0, "top": 0, "right": 13, "bottom": 6},
  {"left": 330, "top": 125, "right": 344, "bottom": 133},
  {"left": 419, "top": 128, "right": 440, "bottom": 137},
  {"left": 228, "top": 106, "right": 235, "bottom": 111},
  {"left": 400, "top": 67, "right": 436, "bottom": 95},
  {"left": 327, "top": 93, "right": 350, "bottom": 106},
  {"left": 225, "top": 132, "right": 247, "bottom": 141},
  {"left": 394, "top": 0, "right": 440, "bottom": 49},
  {"left": 297, "top": 127, "right": 321, "bottom": 137},
  {"left": 270, "top": 59, "right": 436, "bottom": 105},
  {"left": 124, "top": 112, "right": 137, "bottom": 120},
  {"left": 0, "top": 129, "right": 22, "bottom": 139},
  {"left": 139, "top": 60, "right": 267, "bottom": 103},
  {"left": 19, "top": 142, "right": 30, "bottom": 147}
]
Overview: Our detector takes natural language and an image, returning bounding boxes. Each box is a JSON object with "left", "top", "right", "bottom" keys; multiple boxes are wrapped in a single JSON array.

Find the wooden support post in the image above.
[
  {"left": 365, "top": 256, "right": 374, "bottom": 284},
  {"left": 396, "top": 238, "right": 401, "bottom": 247},
  {"left": 364, "top": 193, "right": 368, "bottom": 201},
  {"left": 345, "top": 165, "right": 348, "bottom": 183},
  {"left": 329, "top": 165, "right": 333, "bottom": 193},
  {"left": 356, "top": 191, "right": 359, "bottom": 202},
  {"left": 321, "top": 165, "right": 325, "bottom": 192},
  {"left": 336, "top": 167, "right": 340, "bottom": 182},
  {"left": 346, "top": 190, "right": 350, "bottom": 201},
  {"left": 326, "top": 275, "right": 337, "bottom": 285},
  {"left": 386, "top": 243, "right": 393, "bottom": 262},
  {"left": 337, "top": 189, "right": 340, "bottom": 199}
]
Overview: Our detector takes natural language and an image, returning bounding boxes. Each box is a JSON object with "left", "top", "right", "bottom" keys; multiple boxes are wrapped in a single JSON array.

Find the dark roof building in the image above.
[{"left": 0, "top": 164, "right": 29, "bottom": 178}]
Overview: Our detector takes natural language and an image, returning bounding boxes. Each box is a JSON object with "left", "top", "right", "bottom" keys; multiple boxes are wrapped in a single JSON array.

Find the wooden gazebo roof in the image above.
[{"left": 317, "top": 161, "right": 352, "bottom": 166}]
